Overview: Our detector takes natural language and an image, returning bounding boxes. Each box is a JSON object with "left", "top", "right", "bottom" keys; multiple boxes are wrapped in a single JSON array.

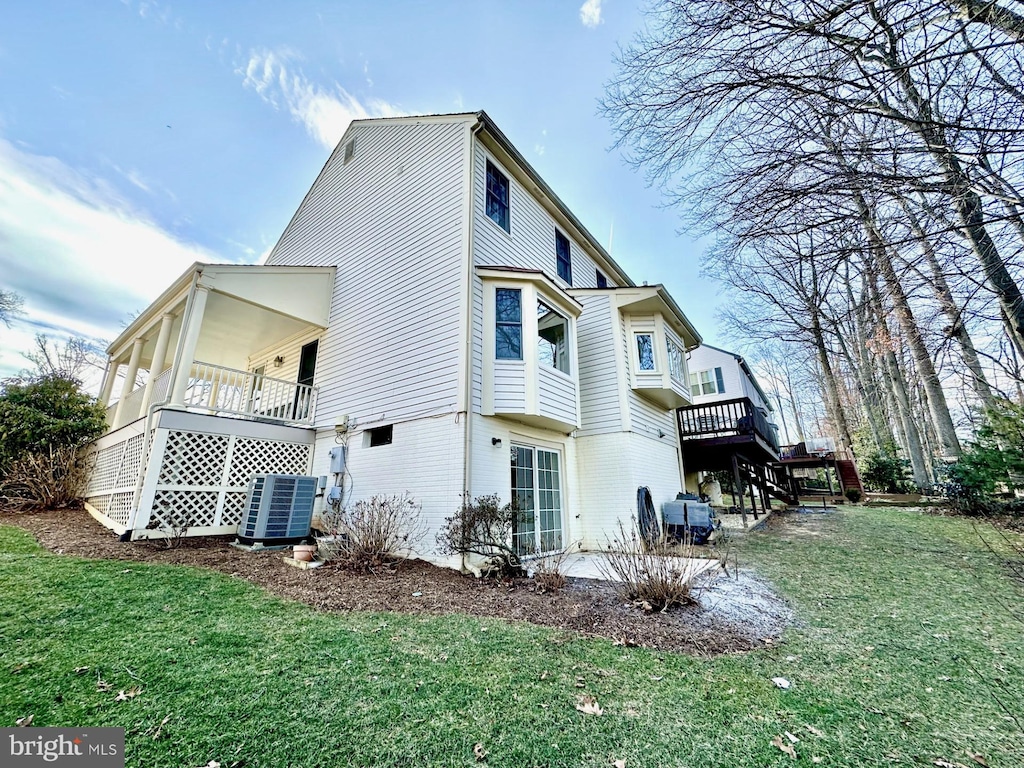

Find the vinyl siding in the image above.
[
  {"left": 621, "top": 313, "right": 678, "bottom": 444},
  {"left": 537, "top": 366, "right": 576, "bottom": 426},
  {"left": 574, "top": 293, "right": 624, "bottom": 436},
  {"left": 266, "top": 119, "right": 468, "bottom": 429},
  {"left": 688, "top": 346, "right": 772, "bottom": 413},
  {"left": 494, "top": 360, "right": 526, "bottom": 412},
  {"left": 471, "top": 142, "right": 618, "bottom": 417}
]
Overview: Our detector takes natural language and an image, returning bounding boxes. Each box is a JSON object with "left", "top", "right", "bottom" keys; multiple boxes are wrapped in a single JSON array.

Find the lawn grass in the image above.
[{"left": 1, "top": 506, "right": 1021, "bottom": 767}]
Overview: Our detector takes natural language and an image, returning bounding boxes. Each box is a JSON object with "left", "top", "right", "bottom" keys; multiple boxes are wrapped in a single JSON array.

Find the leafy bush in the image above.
[
  {"left": 845, "top": 488, "right": 862, "bottom": 504},
  {"left": 317, "top": 493, "right": 426, "bottom": 571},
  {"left": 597, "top": 519, "right": 699, "bottom": 612},
  {"left": 0, "top": 375, "right": 106, "bottom": 510},
  {"left": 860, "top": 449, "right": 910, "bottom": 493},
  {"left": 436, "top": 494, "right": 525, "bottom": 578}
]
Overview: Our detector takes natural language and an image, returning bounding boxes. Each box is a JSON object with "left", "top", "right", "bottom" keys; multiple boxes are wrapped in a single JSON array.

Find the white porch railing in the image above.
[{"left": 183, "top": 361, "right": 318, "bottom": 426}]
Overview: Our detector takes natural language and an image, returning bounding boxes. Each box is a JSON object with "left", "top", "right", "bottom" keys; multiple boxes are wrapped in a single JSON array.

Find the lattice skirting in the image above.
[
  {"left": 143, "top": 430, "right": 312, "bottom": 534},
  {"left": 84, "top": 432, "right": 148, "bottom": 528}
]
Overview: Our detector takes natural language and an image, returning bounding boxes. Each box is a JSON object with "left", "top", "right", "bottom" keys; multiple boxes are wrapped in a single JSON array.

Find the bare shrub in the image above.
[
  {"left": 436, "top": 494, "right": 525, "bottom": 578},
  {"left": 317, "top": 493, "right": 426, "bottom": 571},
  {"left": 0, "top": 445, "right": 90, "bottom": 511},
  {"left": 597, "top": 518, "right": 700, "bottom": 612},
  {"left": 531, "top": 543, "right": 578, "bottom": 593}
]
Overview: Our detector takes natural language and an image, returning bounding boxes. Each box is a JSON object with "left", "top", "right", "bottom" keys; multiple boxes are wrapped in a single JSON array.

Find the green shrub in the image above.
[
  {"left": 0, "top": 374, "right": 106, "bottom": 509},
  {"left": 860, "top": 449, "right": 910, "bottom": 493},
  {"left": 845, "top": 488, "right": 862, "bottom": 504},
  {"left": 942, "top": 398, "right": 1024, "bottom": 515}
]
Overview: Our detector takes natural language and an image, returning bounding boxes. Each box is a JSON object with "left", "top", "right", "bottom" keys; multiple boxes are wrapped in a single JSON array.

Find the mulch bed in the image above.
[{"left": 3, "top": 509, "right": 791, "bottom": 656}]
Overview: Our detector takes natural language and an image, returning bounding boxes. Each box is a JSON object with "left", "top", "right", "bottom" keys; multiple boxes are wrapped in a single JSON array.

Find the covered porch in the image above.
[
  {"left": 100, "top": 262, "right": 336, "bottom": 431},
  {"left": 85, "top": 262, "right": 335, "bottom": 540}
]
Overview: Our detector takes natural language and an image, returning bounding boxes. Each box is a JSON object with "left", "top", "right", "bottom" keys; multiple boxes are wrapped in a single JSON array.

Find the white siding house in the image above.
[
  {"left": 83, "top": 112, "right": 702, "bottom": 566},
  {"left": 687, "top": 344, "right": 774, "bottom": 416}
]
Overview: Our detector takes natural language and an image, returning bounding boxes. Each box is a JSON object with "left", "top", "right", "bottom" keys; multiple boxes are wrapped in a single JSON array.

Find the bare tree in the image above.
[
  {"left": 22, "top": 334, "right": 104, "bottom": 382},
  {"left": 0, "top": 289, "right": 23, "bottom": 329}
]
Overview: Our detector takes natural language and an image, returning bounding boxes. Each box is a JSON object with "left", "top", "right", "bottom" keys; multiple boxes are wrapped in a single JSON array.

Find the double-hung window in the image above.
[
  {"left": 486, "top": 160, "right": 510, "bottom": 232},
  {"left": 689, "top": 367, "right": 724, "bottom": 395},
  {"left": 555, "top": 230, "right": 572, "bottom": 285},
  {"left": 495, "top": 288, "right": 522, "bottom": 359}
]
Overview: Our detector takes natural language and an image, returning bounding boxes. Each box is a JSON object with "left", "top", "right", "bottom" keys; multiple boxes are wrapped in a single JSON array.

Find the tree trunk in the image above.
[
  {"left": 810, "top": 307, "right": 854, "bottom": 453},
  {"left": 867, "top": 280, "right": 932, "bottom": 487},
  {"left": 901, "top": 199, "right": 996, "bottom": 407},
  {"left": 854, "top": 192, "right": 962, "bottom": 458}
]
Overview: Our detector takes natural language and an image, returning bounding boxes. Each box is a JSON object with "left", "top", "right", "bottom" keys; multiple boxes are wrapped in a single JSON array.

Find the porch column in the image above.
[
  {"left": 112, "top": 338, "right": 144, "bottom": 428},
  {"left": 98, "top": 356, "right": 118, "bottom": 406},
  {"left": 169, "top": 285, "right": 209, "bottom": 406},
  {"left": 140, "top": 313, "right": 175, "bottom": 413}
]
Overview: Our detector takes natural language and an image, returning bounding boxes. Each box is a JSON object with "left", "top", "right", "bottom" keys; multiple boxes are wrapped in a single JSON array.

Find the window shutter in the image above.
[{"left": 714, "top": 367, "right": 725, "bottom": 393}]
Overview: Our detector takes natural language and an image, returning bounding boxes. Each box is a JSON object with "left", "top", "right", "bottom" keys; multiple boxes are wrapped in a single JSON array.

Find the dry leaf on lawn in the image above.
[
  {"left": 772, "top": 735, "right": 797, "bottom": 759},
  {"left": 784, "top": 731, "right": 799, "bottom": 744},
  {"left": 16, "top": 715, "right": 33, "bottom": 727},
  {"left": 575, "top": 695, "right": 604, "bottom": 716},
  {"left": 115, "top": 686, "right": 141, "bottom": 702},
  {"left": 968, "top": 754, "right": 989, "bottom": 767},
  {"left": 614, "top": 760, "right": 626, "bottom": 768},
  {"left": 932, "top": 761, "right": 969, "bottom": 768},
  {"left": 473, "top": 743, "right": 487, "bottom": 762},
  {"left": 96, "top": 680, "right": 113, "bottom": 692},
  {"left": 804, "top": 724, "right": 825, "bottom": 737},
  {"left": 153, "top": 714, "right": 171, "bottom": 740}
]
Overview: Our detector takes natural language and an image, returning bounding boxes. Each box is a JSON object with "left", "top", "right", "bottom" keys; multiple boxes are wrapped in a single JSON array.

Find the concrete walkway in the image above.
[{"left": 531, "top": 551, "right": 722, "bottom": 583}]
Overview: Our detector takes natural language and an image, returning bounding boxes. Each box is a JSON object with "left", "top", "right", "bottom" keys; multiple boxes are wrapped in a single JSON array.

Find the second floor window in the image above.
[
  {"left": 496, "top": 288, "right": 522, "bottom": 359},
  {"left": 486, "top": 160, "right": 510, "bottom": 232},
  {"left": 689, "top": 367, "right": 724, "bottom": 395},
  {"left": 636, "top": 333, "right": 655, "bottom": 371},
  {"left": 596, "top": 270, "right": 608, "bottom": 288},
  {"left": 555, "top": 230, "right": 572, "bottom": 285},
  {"left": 537, "top": 300, "right": 570, "bottom": 374},
  {"left": 667, "top": 338, "right": 685, "bottom": 382}
]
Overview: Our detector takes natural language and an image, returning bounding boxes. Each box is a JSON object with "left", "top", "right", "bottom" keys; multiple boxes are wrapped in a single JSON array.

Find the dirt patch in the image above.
[{"left": 3, "top": 509, "right": 792, "bottom": 657}]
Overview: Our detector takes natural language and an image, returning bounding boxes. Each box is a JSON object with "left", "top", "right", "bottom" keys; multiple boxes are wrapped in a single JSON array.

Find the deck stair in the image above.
[{"left": 836, "top": 458, "right": 864, "bottom": 495}]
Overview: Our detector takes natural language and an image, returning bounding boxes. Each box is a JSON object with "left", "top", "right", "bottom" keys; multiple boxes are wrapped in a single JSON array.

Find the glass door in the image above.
[{"left": 511, "top": 444, "right": 563, "bottom": 556}]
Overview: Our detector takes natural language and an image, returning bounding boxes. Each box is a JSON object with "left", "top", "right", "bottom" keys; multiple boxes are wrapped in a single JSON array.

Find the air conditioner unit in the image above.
[{"left": 237, "top": 474, "right": 317, "bottom": 545}]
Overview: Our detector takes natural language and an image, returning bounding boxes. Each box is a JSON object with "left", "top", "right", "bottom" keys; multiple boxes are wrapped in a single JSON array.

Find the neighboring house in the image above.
[
  {"left": 677, "top": 344, "right": 863, "bottom": 516},
  {"left": 83, "top": 111, "right": 702, "bottom": 565},
  {"left": 686, "top": 344, "right": 775, "bottom": 417}
]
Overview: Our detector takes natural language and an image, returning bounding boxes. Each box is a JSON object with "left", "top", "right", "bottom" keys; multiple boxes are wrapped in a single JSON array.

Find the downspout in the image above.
[
  {"left": 460, "top": 119, "right": 484, "bottom": 572},
  {"left": 126, "top": 267, "right": 203, "bottom": 539}
]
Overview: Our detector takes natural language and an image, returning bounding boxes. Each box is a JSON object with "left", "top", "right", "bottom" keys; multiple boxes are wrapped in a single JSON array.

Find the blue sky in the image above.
[{"left": 0, "top": 0, "right": 718, "bottom": 380}]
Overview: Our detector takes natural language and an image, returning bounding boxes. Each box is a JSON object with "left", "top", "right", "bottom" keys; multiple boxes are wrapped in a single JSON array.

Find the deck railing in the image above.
[
  {"left": 182, "top": 361, "right": 317, "bottom": 426},
  {"left": 676, "top": 397, "right": 781, "bottom": 453}
]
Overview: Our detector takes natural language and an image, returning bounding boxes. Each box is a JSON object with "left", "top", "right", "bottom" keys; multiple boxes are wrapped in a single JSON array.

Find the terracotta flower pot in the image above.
[{"left": 293, "top": 544, "right": 317, "bottom": 562}]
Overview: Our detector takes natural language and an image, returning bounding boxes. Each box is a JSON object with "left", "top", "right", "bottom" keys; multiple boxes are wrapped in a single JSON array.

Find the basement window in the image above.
[{"left": 366, "top": 424, "right": 393, "bottom": 447}]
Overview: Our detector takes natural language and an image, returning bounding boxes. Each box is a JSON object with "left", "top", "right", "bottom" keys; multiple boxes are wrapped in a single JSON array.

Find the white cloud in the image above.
[
  {"left": 238, "top": 48, "right": 401, "bottom": 149},
  {"left": 0, "top": 138, "right": 216, "bottom": 378},
  {"left": 580, "top": 0, "right": 604, "bottom": 28}
]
